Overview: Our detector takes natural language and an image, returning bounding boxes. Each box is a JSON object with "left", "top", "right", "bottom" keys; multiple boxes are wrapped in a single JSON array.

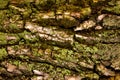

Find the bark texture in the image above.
[{"left": 0, "top": 0, "right": 120, "bottom": 80}]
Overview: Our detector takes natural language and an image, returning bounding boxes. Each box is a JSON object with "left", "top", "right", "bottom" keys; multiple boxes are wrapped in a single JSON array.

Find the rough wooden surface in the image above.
[{"left": 0, "top": 0, "right": 120, "bottom": 80}]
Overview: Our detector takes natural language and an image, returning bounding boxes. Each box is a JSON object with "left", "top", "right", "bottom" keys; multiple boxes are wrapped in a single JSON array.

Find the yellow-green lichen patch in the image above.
[{"left": 0, "top": 48, "right": 8, "bottom": 60}]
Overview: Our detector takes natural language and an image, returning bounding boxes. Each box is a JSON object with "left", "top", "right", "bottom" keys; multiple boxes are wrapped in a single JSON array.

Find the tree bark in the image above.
[{"left": 0, "top": 0, "right": 120, "bottom": 80}]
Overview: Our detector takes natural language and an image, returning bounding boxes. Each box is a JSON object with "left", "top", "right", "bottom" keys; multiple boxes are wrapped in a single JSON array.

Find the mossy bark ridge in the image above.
[{"left": 0, "top": 0, "right": 120, "bottom": 80}]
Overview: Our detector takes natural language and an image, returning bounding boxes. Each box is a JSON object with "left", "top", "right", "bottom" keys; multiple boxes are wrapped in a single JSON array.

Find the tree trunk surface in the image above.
[{"left": 0, "top": 0, "right": 120, "bottom": 80}]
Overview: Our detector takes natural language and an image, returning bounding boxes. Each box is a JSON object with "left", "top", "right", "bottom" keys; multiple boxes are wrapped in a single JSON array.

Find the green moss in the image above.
[
  {"left": 8, "top": 23, "right": 20, "bottom": 32},
  {"left": 21, "top": 2, "right": 32, "bottom": 19},
  {"left": 85, "top": 73, "right": 99, "bottom": 79},
  {"left": 52, "top": 47, "right": 80, "bottom": 63},
  {"left": 22, "top": 9, "right": 32, "bottom": 19},
  {"left": 12, "top": 60, "right": 21, "bottom": 67},
  {"left": 0, "top": 48, "right": 8, "bottom": 60},
  {"left": 0, "top": 10, "right": 23, "bottom": 32},
  {"left": 32, "top": 48, "right": 42, "bottom": 57},
  {"left": 54, "top": 49, "right": 67, "bottom": 60},
  {"left": 61, "top": 68, "right": 71, "bottom": 75},
  {"left": 66, "top": 5, "right": 82, "bottom": 12},
  {"left": 32, "top": 62, "right": 72, "bottom": 79},
  {"left": 19, "top": 31, "right": 39, "bottom": 43},
  {"left": 53, "top": 46, "right": 60, "bottom": 50},
  {"left": 12, "top": 45, "right": 19, "bottom": 51},
  {"left": 91, "top": 30, "right": 120, "bottom": 43},
  {"left": 104, "top": 1, "right": 120, "bottom": 14},
  {"left": 0, "top": 0, "right": 9, "bottom": 9},
  {"left": 35, "top": 0, "right": 55, "bottom": 11},
  {"left": 7, "top": 34, "right": 20, "bottom": 44},
  {"left": 8, "top": 5, "right": 20, "bottom": 14},
  {"left": 0, "top": 10, "right": 7, "bottom": 23},
  {"left": 79, "top": 7, "right": 91, "bottom": 19},
  {"left": 19, "top": 55, "right": 29, "bottom": 61},
  {"left": 30, "top": 43, "right": 41, "bottom": 48},
  {"left": 9, "top": 23, "right": 19, "bottom": 30},
  {"left": 59, "top": 18, "right": 78, "bottom": 28},
  {"left": 24, "top": 0, "right": 34, "bottom": 3},
  {"left": 25, "top": 63, "right": 34, "bottom": 71},
  {"left": 37, "top": 18, "right": 57, "bottom": 27},
  {"left": 0, "top": 32, "right": 7, "bottom": 45}
]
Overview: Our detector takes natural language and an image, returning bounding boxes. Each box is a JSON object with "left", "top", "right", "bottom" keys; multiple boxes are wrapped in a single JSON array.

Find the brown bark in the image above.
[{"left": 0, "top": 0, "right": 120, "bottom": 80}]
